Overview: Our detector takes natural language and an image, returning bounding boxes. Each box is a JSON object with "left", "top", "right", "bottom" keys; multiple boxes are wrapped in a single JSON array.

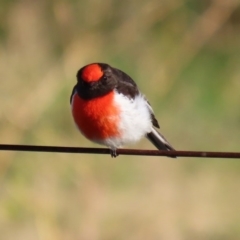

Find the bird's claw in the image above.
[{"left": 110, "top": 149, "right": 118, "bottom": 158}]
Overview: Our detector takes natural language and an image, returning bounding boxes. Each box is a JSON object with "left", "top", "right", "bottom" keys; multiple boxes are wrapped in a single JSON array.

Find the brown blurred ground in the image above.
[{"left": 0, "top": 0, "right": 240, "bottom": 239}]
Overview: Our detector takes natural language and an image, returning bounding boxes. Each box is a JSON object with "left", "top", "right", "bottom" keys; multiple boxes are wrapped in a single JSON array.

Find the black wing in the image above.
[
  {"left": 145, "top": 99, "right": 160, "bottom": 129},
  {"left": 70, "top": 85, "right": 77, "bottom": 104},
  {"left": 113, "top": 68, "right": 139, "bottom": 99},
  {"left": 113, "top": 67, "right": 160, "bottom": 128}
]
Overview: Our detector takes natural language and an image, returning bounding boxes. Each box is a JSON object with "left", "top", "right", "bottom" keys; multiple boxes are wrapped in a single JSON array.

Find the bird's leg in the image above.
[{"left": 110, "top": 148, "right": 118, "bottom": 158}]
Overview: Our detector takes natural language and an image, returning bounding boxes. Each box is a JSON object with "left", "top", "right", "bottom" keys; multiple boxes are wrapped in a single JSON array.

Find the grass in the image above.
[{"left": 0, "top": 0, "right": 240, "bottom": 239}]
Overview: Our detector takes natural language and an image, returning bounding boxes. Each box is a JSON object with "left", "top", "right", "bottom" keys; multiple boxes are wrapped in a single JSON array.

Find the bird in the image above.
[{"left": 70, "top": 63, "right": 175, "bottom": 157}]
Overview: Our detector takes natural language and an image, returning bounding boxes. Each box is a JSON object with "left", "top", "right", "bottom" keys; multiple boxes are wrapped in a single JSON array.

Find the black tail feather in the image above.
[{"left": 146, "top": 128, "right": 176, "bottom": 158}]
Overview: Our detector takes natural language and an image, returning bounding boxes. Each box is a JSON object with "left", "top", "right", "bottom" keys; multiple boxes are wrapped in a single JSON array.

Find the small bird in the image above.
[{"left": 70, "top": 63, "right": 175, "bottom": 157}]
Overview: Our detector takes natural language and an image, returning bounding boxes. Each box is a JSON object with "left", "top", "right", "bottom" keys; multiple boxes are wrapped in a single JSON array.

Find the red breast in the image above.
[{"left": 71, "top": 91, "right": 121, "bottom": 140}]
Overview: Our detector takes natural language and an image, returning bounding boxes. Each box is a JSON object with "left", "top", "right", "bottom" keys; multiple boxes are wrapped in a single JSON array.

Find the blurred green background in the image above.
[{"left": 0, "top": 0, "right": 240, "bottom": 239}]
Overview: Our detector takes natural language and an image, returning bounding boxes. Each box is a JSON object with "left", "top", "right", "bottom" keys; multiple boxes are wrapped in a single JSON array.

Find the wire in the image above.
[{"left": 0, "top": 144, "right": 239, "bottom": 158}]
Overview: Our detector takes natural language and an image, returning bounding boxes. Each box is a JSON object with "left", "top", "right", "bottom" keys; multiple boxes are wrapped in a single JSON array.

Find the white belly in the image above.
[{"left": 100, "top": 92, "right": 152, "bottom": 149}]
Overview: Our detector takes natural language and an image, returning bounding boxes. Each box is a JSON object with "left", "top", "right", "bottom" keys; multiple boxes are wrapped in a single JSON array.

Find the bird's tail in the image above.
[{"left": 146, "top": 128, "right": 176, "bottom": 157}]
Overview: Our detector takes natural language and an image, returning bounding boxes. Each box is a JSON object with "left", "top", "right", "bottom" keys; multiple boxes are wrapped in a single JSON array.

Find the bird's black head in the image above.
[{"left": 74, "top": 63, "right": 118, "bottom": 100}]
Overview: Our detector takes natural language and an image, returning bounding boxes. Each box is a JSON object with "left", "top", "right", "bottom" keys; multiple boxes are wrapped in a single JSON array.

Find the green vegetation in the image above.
[{"left": 0, "top": 0, "right": 240, "bottom": 239}]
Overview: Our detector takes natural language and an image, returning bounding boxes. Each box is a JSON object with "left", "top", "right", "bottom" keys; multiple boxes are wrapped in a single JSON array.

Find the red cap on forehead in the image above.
[{"left": 81, "top": 64, "right": 103, "bottom": 82}]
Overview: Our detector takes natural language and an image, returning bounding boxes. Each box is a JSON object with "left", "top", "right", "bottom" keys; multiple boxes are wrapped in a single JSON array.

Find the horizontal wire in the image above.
[{"left": 0, "top": 144, "right": 239, "bottom": 158}]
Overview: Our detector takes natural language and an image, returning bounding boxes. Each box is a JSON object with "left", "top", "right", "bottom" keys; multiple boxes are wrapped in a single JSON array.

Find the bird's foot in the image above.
[{"left": 110, "top": 149, "right": 118, "bottom": 158}]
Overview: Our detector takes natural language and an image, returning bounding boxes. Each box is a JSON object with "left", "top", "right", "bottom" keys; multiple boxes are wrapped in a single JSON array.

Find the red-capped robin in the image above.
[{"left": 70, "top": 63, "right": 175, "bottom": 157}]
